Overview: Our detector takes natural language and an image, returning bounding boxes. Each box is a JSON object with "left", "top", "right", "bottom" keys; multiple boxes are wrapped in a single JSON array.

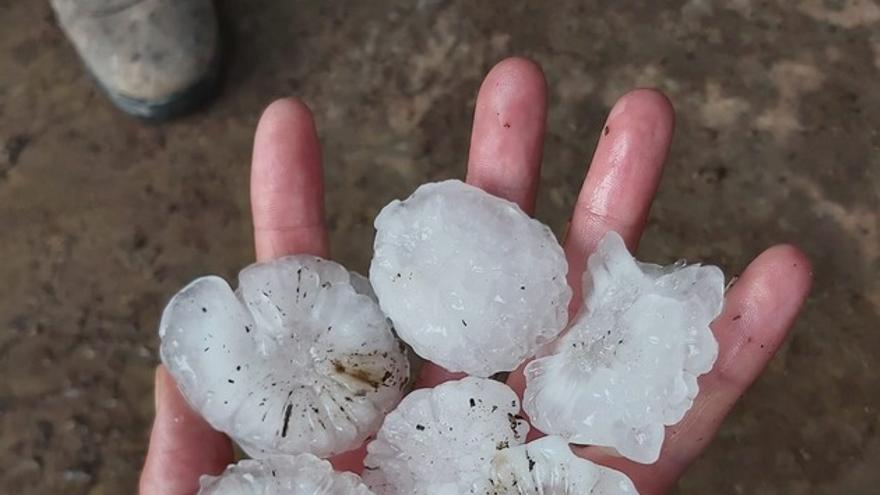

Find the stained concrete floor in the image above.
[{"left": 1, "top": 0, "right": 879, "bottom": 493}]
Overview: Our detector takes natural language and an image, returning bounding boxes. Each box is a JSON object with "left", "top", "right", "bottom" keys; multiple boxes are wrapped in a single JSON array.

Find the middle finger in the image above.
[{"left": 414, "top": 56, "right": 549, "bottom": 388}]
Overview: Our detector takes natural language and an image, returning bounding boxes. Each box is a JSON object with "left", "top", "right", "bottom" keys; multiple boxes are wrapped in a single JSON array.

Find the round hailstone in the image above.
[
  {"left": 159, "top": 255, "right": 410, "bottom": 459},
  {"left": 198, "top": 454, "right": 374, "bottom": 495},
  {"left": 370, "top": 180, "right": 571, "bottom": 377},
  {"left": 488, "top": 436, "right": 638, "bottom": 494},
  {"left": 363, "top": 377, "right": 529, "bottom": 494},
  {"left": 524, "top": 232, "right": 724, "bottom": 464}
]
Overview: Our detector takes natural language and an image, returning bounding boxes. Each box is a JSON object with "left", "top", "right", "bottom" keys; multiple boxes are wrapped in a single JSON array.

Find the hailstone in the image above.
[
  {"left": 488, "top": 436, "right": 638, "bottom": 494},
  {"left": 198, "top": 454, "right": 374, "bottom": 495},
  {"left": 370, "top": 180, "right": 571, "bottom": 377},
  {"left": 363, "top": 377, "right": 529, "bottom": 494},
  {"left": 364, "top": 377, "right": 637, "bottom": 494},
  {"left": 159, "top": 255, "right": 410, "bottom": 459},
  {"left": 524, "top": 232, "right": 725, "bottom": 464}
]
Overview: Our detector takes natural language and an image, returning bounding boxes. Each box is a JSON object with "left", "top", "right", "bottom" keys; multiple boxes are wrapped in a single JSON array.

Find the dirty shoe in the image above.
[{"left": 51, "top": 0, "right": 220, "bottom": 120}]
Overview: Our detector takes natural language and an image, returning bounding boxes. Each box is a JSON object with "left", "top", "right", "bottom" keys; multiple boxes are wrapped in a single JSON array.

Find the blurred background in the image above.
[{"left": 1, "top": 0, "right": 878, "bottom": 493}]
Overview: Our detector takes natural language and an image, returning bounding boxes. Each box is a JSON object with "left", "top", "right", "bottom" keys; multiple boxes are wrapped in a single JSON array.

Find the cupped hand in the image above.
[{"left": 139, "top": 58, "right": 811, "bottom": 495}]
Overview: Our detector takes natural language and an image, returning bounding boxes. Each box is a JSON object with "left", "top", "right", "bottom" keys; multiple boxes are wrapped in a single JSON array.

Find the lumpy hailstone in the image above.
[
  {"left": 198, "top": 454, "right": 374, "bottom": 495},
  {"left": 364, "top": 377, "right": 529, "bottom": 494},
  {"left": 370, "top": 180, "right": 571, "bottom": 377},
  {"left": 524, "top": 232, "right": 724, "bottom": 464},
  {"left": 364, "top": 377, "right": 637, "bottom": 494},
  {"left": 159, "top": 256, "right": 410, "bottom": 459},
  {"left": 489, "top": 436, "right": 638, "bottom": 494}
]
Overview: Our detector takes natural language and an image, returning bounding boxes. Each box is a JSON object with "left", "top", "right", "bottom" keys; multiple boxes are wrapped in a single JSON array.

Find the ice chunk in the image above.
[
  {"left": 159, "top": 256, "right": 410, "bottom": 458},
  {"left": 198, "top": 454, "right": 374, "bottom": 495},
  {"left": 363, "top": 377, "right": 529, "bottom": 494},
  {"left": 370, "top": 180, "right": 571, "bottom": 377},
  {"left": 524, "top": 232, "right": 724, "bottom": 464},
  {"left": 364, "top": 377, "right": 637, "bottom": 494},
  {"left": 487, "top": 436, "right": 638, "bottom": 494}
]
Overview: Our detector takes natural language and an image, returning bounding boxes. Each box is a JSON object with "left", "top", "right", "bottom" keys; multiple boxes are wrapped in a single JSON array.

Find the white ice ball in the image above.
[
  {"left": 524, "top": 231, "right": 724, "bottom": 464},
  {"left": 198, "top": 454, "right": 373, "bottom": 495},
  {"left": 159, "top": 255, "right": 410, "bottom": 459},
  {"left": 364, "top": 377, "right": 638, "bottom": 494},
  {"left": 370, "top": 180, "right": 571, "bottom": 377},
  {"left": 488, "top": 436, "right": 638, "bottom": 494},
  {"left": 363, "top": 377, "right": 529, "bottom": 494}
]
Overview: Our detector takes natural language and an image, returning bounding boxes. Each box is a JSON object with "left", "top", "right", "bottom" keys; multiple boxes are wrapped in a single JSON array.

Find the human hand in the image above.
[{"left": 139, "top": 58, "right": 811, "bottom": 495}]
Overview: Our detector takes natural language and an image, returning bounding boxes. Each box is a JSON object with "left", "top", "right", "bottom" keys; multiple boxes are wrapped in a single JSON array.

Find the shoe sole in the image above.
[{"left": 94, "top": 53, "right": 221, "bottom": 122}]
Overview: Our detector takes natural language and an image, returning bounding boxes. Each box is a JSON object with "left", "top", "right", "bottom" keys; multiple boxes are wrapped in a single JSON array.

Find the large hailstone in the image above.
[
  {"left": 364, "top": 377, "right": 529, "bottom": 494},
  {"left": 159, "top": 256, "right": 410, "bottom": 458},
  {"left": 199, "top": 454, "right": 374, "bottom": 495},
  {"left": 363, "top": 377, "right": 637, "bottom": 494},
  {"left": 524, "top": 232, "right": 725, "bottom": 464},
  {"left": 370, "top": 180, "right": 571, "bottom": 377},
  {"left": 489, "top": 436, "right": 638, "bottom": 494}
]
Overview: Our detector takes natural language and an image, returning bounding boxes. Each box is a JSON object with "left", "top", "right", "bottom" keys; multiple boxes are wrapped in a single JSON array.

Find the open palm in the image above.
[{"left": 140, "top": 58, "right": 811, "bottom": 495}]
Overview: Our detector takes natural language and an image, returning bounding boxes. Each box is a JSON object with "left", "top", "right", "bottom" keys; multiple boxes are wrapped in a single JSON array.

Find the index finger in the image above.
[{"left": 251, "top": 98, "right": 329, "bottom": 260}]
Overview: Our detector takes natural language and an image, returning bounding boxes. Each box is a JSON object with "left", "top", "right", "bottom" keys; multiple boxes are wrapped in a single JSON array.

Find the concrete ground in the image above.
[{"left": 1, "top": 0, "right": 878, "bottom": 493}]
